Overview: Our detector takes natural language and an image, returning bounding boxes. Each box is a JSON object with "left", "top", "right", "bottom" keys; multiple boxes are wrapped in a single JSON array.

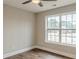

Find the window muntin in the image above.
[
  {"left": 46, "top": 13, "right": 76, "bottom": 45},
  {"left": 47, "top": 16, "right": 60, "bottom": 29},
  {"left": 61, "top": 14, "right": 76, "bottom": 29},
  {"left": 48, "top": 30, "right": 59, "bottom": 42},
  {"left": 61, "top": 30, "right": 76, "bottom": 44}
]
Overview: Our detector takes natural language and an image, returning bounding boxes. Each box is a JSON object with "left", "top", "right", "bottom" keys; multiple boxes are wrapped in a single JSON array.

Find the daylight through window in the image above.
[{"left": 46, "top": 13, "right": 76, "bottom": 45}]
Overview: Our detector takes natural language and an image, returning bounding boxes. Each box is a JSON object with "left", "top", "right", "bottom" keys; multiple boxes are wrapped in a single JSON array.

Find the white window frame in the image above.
[{"left": 45, "top": 11, "right": 76, "bottom": 47}]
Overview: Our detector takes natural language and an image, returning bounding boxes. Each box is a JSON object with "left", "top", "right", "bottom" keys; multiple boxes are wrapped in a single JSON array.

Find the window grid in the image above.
[{"left": 46, "top": 14, "right": 76, "bottom": 45}]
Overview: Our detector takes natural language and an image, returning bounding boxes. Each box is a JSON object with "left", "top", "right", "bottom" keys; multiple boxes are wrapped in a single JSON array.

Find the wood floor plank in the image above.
[{"left": 4, "top": 49, "right": 73, "bottom": 59}]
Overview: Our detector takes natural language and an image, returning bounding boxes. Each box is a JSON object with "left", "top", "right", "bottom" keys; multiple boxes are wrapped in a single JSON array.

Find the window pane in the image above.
[
  {"left": 61, "top": 14, "right": 76, "bottom": 29},
  {"left": 66, "top": 37, "right": 72, "bottom": 44},
  {"left": 61, "top": 37, "right": 66, "bottom": 43},
  {"left": 61, "top": 30, "right": 76, "bottom": 44},
  {"left": 61, "top": 30, "right": 67, "bottom": 43},
  {"left": 67, "top": 15, "right": 72, "bottom": 21},
  {"left": 73, "top": 14, "right": 76, "bottom": 29},
  {"left": 72, "top": 30, "right": 76, "bottom": 44},
  {"left": 73, "top": 38, "right": 76, "bottom": 44},
  {"left": 55, "top": 37, "right": 59, "bottom": 42},
  {"left": 73, "top": 14, "right": 76, "bottom": 22},
  {"left": 47, "top": 16, "right": 59, "bottom": 29},
  {"left": 47, "top": 30, "right": 59, "bottom": 42},
  {"left": 61, "top": 15, "right": 67, "bottom": 29}
]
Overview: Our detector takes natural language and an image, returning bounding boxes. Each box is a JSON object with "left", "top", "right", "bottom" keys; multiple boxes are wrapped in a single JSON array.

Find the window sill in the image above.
[{"left": 45, "top": 40, "right": 76, "bottom": 47}]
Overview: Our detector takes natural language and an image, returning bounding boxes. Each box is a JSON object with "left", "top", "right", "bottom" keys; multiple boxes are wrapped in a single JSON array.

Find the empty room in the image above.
[{"left": 3, "top": 0, "right": 76, "bottom": 59}]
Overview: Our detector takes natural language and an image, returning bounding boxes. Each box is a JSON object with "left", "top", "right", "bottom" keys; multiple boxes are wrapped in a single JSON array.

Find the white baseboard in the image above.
[
  {"left": 3, "top": 46, "right": 35, "bottom": 58},
  {"left": 34, "top": 46, "right": 76, "bottom": 59},
  {"left": 4, "top": 46, "right": 75, "bottom": 59}
]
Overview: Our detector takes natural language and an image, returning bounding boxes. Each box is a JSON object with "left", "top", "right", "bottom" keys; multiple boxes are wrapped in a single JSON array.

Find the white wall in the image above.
[
  {"left": 3, "top": 5, "right": 35, "bottom": 54},
  {"left": 4, "top": 3, "right": 76, "bottom": 58},
  {"left": 36, "top": 3, "right": 76, "bottom": 57}
]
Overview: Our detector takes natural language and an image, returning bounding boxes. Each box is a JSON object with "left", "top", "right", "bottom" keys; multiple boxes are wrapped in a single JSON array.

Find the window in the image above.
[{"left": 46, "top": 13, "right": 76, "bottom": 46}]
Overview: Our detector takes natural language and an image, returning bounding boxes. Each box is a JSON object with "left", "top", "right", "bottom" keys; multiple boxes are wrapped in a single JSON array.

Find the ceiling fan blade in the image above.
[
  {"left": 22, "top": 0, "right": 31, "bottom": 4},
  {"left": 38, "top": 2, "right": 43, "bottom": 7},
  {"left": 42, "top": 0, "right": 57, "bottom": 1}
]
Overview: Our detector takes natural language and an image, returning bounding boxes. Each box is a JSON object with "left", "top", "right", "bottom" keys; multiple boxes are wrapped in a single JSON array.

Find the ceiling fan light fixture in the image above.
[{"left": 32, "top": 0, "right": 40, "bottom": 4}]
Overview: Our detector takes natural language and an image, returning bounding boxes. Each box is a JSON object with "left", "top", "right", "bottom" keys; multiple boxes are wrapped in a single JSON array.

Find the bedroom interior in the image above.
[{"left": 3, "top": 0, "right": 76, "bottom": 59}]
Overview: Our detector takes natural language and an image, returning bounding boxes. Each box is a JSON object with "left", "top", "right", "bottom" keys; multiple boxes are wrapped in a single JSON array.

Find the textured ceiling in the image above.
[{"left": 3, "top": 0, "right": 76, "bottom": 13}]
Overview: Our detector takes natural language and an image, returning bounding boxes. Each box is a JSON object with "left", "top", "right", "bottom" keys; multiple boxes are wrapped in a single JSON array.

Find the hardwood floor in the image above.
[{"left": 5, "top": 48, "right": 73, "bottom": 59}]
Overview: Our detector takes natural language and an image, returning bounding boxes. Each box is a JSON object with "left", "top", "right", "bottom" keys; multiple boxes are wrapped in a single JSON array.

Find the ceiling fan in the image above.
[{"left": 22, "top": 0, "right": 57, "bottom": 7}]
